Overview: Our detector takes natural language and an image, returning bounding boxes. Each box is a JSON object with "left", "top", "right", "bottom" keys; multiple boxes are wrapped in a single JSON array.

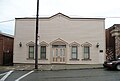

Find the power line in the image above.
[
  {"left": 105, "top": 17, "right": 120, "bottom": 18},
  {"left": 0, "top": 19, "right": 14, "bottom": 23}
]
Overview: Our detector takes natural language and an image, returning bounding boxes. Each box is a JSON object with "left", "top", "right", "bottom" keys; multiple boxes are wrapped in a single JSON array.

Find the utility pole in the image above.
[{"left": 35, "top": 0, "right": 39, "bottom": 69}]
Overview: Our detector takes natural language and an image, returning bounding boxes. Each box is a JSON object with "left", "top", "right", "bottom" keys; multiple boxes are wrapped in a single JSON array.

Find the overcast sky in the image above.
[{"left": 0, "top": 0, "right": 120, "bottom": 35}]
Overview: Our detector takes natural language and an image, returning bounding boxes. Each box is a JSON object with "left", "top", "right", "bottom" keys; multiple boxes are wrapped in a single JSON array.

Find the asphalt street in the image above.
[{"left": 0, "top": 69, "right": 120, "bottom": 81}]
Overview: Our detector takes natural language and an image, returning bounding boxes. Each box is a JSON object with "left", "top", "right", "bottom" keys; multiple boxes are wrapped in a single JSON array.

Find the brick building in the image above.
[
  {"left": 0, "top": 32, "right": 14, "bottom": 65},
  {"left": 106, "top": 24, "right": 120, "bottom": 61}
]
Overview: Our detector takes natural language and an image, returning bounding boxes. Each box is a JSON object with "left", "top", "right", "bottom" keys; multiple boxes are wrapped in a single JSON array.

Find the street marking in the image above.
[
  {"left": 15, "top": 70, "right": 34, "bottom": 81},
  {"left": 0, "top": 70, "right": 14, "bottom": 81},
  {"left": 0, "top": 72, "right": 7, "bottom": 76}
]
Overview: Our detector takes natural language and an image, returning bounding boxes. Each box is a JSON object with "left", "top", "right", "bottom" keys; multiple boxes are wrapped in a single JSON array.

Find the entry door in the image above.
[{"left": 52, "top": 45, "right": 66, "bottom": 63}]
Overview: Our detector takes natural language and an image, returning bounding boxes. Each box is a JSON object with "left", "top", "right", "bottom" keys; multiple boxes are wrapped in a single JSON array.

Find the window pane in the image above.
[
  {"left": 71, "top": 46, "right": 77, "bottom": 59},
  {"left": 52, "top": 49, "right": 54, "bottom": 57},
  {"left": 84, "top": 53, "right": 89, "bottom": 59},
  {"left": 63, "top": 49, "right": 65, "bottom": 56},
  {"left": 84, "top": 47, "right": 89, "bottom": 53},
  {"left": 30, "top": 47, "right": 34, "bottom": 52},
  {"left": 40, "top": 46, "right": 46, "bottom": 59},
  {"left": 41, "top": 46, "right": 46, "bottom": 52},
  {"left": 72, "top": 54, "right": 77, "bottom": 59},
  {"left": 84, "top": 46, "right": 90, "bottom": 59},
  {"left": 56, "top": 49, "right": 58, "bottom": 56},
  {"left": 29, "top": 53, "right": 34, "bottom": 58},
  {"left": 60, "top": 49, "right": 62, "bottom": 56},
  {"left": 29, "top": 46, "right": 34, "bottom": 59},
  {"left": 41, "top": 53, "right": 46, "bottom": 58},
  {"left": 72, "top": 46, "right": 77, "bottom": 52}
]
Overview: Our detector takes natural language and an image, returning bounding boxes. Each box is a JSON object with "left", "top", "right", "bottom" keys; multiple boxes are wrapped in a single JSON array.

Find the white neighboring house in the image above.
[{"left": 14, "top": 13, "right": 105, "bottom": 64}]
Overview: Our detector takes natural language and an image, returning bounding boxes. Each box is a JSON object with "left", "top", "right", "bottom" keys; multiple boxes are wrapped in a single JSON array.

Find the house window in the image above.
[
  {"left": 40, "top": 46, "right": 46, "bottom": 59},
  {"left": 29, "top": 46, "right": 34, "bottom": 59},
  {"left": 71, "top": 46, "right": 78, "bottom": 59},
  {"left": 56, "top": 49, "right": 58, "bottom": 56},
  {"left": 84, "top": 46, "right": 90, "bottom": 59}
]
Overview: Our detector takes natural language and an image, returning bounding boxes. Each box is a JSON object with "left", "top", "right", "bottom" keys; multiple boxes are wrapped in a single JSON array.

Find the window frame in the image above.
[
  {"left": 40, "top": 46, "right": 46, "bottom": 59},
  {"left": 28, "top": 46, "right": 34, "bottom": 59},
  {"left": 83, "top": 46, "right": 90, "bottom": 60},
  {"left": 71, "top": 46, "right": 78, "bottom": 59}
]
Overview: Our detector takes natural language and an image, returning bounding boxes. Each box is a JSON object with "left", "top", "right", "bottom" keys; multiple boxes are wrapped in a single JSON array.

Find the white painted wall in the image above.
[{"left": 14, "top": 13, "right": 105, "bottom": 64}]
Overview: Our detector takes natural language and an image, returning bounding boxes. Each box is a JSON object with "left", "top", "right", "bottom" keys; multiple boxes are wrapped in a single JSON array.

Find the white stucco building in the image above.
[{"left": 14, "top": 13, "right": 105, "bottom": 64}]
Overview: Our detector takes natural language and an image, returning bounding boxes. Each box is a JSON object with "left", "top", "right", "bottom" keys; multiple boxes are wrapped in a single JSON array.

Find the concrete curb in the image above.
[{"left": 0, "top": 64, "right": 104, "bottom": 71}]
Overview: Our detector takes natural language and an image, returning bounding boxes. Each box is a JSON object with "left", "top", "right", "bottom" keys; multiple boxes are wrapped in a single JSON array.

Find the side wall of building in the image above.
[
  {"left": 0, "top": 34, "right": 14, "bottom": 65},
  {"left": 0, "top": 34, "right": 3, "bottom": 65},
  {"left": 106, "top": 27, "right": 115, "bottom": 60}
]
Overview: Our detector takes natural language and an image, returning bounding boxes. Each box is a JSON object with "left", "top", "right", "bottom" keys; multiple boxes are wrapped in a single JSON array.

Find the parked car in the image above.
[{"left": 103, "top": 58, "right": 120, "bottom": 70}]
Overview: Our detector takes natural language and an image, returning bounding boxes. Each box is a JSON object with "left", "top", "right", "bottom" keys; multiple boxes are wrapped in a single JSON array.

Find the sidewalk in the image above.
[{"left": 0, "top": 64, "right": 103, "bottom": 71}]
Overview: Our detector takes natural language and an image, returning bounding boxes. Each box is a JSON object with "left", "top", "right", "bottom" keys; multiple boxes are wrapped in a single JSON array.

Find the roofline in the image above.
[
  {"left": 0, "top": 32, "right": 14, "bottom": 38},
  {"left": 15, "top": 13, "right": 105, "bottom": 20},
  {"left": 106, "top": 24, "right": 120, "bottom": 30}
]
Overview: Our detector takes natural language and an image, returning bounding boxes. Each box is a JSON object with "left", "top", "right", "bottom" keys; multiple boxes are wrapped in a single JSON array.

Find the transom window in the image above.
[{"left": 52, "top": 45, "right": 66, "bottom": 48}]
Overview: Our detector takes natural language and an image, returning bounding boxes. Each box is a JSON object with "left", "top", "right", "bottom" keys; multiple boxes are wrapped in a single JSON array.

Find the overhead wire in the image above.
[{"left": 0, "top": 19, "right": 14, "bottom": 23}]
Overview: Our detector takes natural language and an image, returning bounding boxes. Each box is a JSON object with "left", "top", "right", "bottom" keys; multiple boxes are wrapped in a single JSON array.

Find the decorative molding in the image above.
[
  {"left": 69, "top": 59, "right": 79, "bottom": 61},
  {"left": 81, "top": 42, "right": 92, "bottom": 47},
  {"left": 26, "top": 58, "right": 34, "bottom": 60},
  {"left": 39, "top": 58, "right": 48, "bottom": 60},
  {"left": 81, "top": 59, "right": 92, "bottom": 61},
  {"left": 69, "top": 41, "right": 80, "bottom": 47},
  {"left": 50, "top": 38, "right": 68, "bottom": 45},
  {"left": 39, "top": 41, "right": 49, "bottom": 47},
  {"left": 16, "top": 13, "right": 105, "bottom": 20},
  {"left": 26, "top": 41, "right": 35, "bottom": 46}
]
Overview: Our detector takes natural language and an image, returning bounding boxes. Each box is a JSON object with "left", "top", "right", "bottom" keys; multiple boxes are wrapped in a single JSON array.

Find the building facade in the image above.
[
  {"left": 0, "top": 32, "right": 14, "bottom": 65},
  {"left": 106, "top": 24, "right": 120, "bottom": 61},
  {"left": 14, "top": 13, "right": 105, "bottom": 64}
]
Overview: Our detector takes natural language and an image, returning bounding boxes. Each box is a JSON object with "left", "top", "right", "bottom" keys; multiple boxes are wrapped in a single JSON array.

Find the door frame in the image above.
[
  {"left": 50, "top": 38, "right": 68, "bottom": 64},
  {"left": 52, "top": 45, "right": 66, "bottom": 64}
]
